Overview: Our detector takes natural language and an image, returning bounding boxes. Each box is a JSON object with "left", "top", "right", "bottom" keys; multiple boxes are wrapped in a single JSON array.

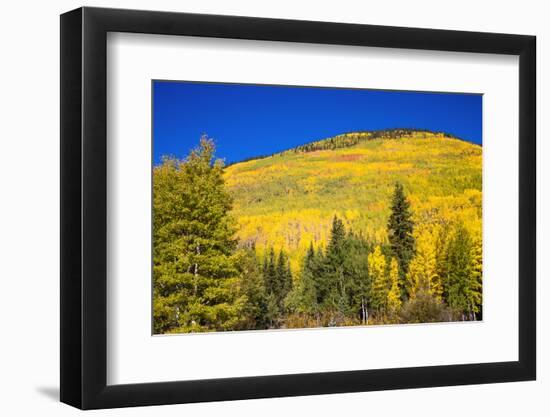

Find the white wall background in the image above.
[{"left": 0, "top": 0, "right": 545, "bottom": 415}]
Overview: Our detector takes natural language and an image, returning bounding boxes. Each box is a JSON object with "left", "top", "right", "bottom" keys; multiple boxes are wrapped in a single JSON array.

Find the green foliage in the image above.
[
  {"left": 399, "top": 289, "right": 454, "bottom": 324},
  {"left": 368, "top": 246, "right": 388, "bottom": 313},
  {"left": 469, "top": 237, "right": 483, "bottom": 319},
  {"left": 153, "top": 130, "right": 483, "bottom": 333},
  {"left": 263, "top": 247, "right": 278, "bottom": 299},
  {"left": 319, "top": 216, "right": 347, "bottom": 314},
  {"left": 260, "top": 247, "right": 294, "bottom": 327},
  {"left": 153, "top": 136, "right": 245, "bottom": 333},
  {"left": 286, "top": 216, "right": 372, "bottom": 327},
  {"left": 387, "top": 257, "right": 402, "bottom": 316},
  {"left": 236, "top": 248, "right": 269, "bottom": 330},
  {"left": 327, "top": 215, "right": 346, "bottom": 260},
  {"left": 276, "top": 248, "right": 293, "bottom": 308},
  {"left": 387, "top": 182, "right": 416, "bottom": 299},
  {"left": 440, "top": 222, "right": 482, "bottom": 319},
  {"left": 282, "top": 128, "right": 464, "bottom": 155},
  {"left": 286, "top": 243, "right": 320, "bottom": 319},
  {"left": 341, "top": 232, "right": 371, "bottom": 324}
]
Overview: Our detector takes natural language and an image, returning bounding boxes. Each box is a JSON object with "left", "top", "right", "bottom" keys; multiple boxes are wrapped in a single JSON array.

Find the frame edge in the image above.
[
  {"left": 518, "top": 34, "right": 537, "bottom": 381},
  {"left": 60, "top": 7, "right": 84, "bottom": 409},
  {"left": 61, "top": 6, "right": 537, "bottom": 409}
]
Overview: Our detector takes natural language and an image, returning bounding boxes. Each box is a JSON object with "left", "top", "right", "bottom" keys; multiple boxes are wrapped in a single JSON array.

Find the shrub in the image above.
[{"left": 399, "top": 290, "right": 455, "bottom": 324}]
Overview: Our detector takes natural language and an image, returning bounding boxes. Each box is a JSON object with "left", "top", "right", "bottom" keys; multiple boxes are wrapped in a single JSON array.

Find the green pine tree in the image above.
[
  {"left": 264, "top": 247, "right": 278, "bottom": 297},
  {"left": 153, "top": 136, "right": 244, "bottom": 333},
  {"left": 341, "top": 232, "right": 371, "bottom": 324},
  {"left": 320, "top": 215, "right": 347, "bottom": 319},
  {"left": 237, "top": 248, "right": 268, "bottom": 329},
  {"left": 298, "top": 243, "right": 321, "bottom": 317},
  {"left": 276, "top": 248, "right": 293, "bottom": 309},
  {"left": 387, "top": 182, "right": 416, "bottom": 299},
  {"left": 468, "top": 236, "right": 483, "bottom": 320},
  {"left": 442, "top": 222, "right": 477, "bottom": 319},
  {"left": 327, "top": 215, "right": 346, "bottom": 262}
]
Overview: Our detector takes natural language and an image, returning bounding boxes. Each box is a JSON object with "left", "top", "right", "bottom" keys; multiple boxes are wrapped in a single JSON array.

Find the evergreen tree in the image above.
[
  {"left": 264, "top": 292, "right": 279, "bottom": 328},
  {"left": 312, "top": 246, "right": 328, "bottom": 305},
  {"left": 237, "top": 248, "right": 268, "bottom": 329},
  {"left": 435, "top": 222, "right": 451, "bottom": 289},
  {"left": 316, "top": 216, "right": 347, "bottom": 315},
  {"left": 264, "top": 247, "right": 278, "bottom": 298},
  {"left": 153, "top": 136, "right": 244, "bottom": 333},
  {"left": 468, "top": 236, "right": 483, "bottom": 320},
  {"left": 290, "top": 242, "right": 321, "bottom": 321},
  {"left": 334, "top": 267, "right": 350, "bottom": 325},
  {"left": 276, "top": 248, "right": 293, "bottom": 309},
  {"left": 326, "top": 215, "right": 346, "bottom": 262},
  {"left": 387, "top": 182, "right": 416, "bottom": 299},
  {"left": 442, "top": 222, "right": 478, "bottom": 319},
  {"left": 262, "top": 247, "right": 280, "bottom": 326},
  {"left": 342, "top": 233, "right": 371, "bottom": 324}
]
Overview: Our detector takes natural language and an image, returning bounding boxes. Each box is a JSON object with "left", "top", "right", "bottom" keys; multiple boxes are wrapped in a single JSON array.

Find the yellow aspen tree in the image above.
[
  {"left": 368, "top": 246, "right": 388, "bottom": 312},
  {"left": 387, "top": 257, "right": 402, "bottom": 314},
  {"left": 468, "top": 235, "right": 483, "bottom": 320},
  {"left": 406, "top": 228, "right": 442, "bottom": 300}
]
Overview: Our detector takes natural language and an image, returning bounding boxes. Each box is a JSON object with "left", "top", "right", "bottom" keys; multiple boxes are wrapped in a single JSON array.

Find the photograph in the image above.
[
  {"left": 52, "top": 3, "right": 539, "bottom": 412},
  {"left": 152, "top": 81, "right": 483, "bottom": 334}
]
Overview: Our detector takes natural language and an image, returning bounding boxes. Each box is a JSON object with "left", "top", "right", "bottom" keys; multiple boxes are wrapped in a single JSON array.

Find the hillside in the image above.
[{"left": 223, "top": 130, "right": 482, "bottom": 274}]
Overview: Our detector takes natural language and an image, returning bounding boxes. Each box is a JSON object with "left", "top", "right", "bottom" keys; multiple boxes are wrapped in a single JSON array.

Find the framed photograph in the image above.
[{"left": 60, "top": 7, "right": 536, "bottom": 409}]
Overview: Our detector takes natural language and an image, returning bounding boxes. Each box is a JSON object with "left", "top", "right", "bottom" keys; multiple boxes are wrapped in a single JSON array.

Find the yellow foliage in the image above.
[
  {"left": 368, "top": 246, "right": 388, "bottom": 311},
  {"left": 387, "top": 258, "right": 402, "bottom": 313},
  {"left": 406, "top": 226, "right": 442, "bottom": 300},
  {"left": 223, "top": 134, "right": 482, "bottom": 276}
]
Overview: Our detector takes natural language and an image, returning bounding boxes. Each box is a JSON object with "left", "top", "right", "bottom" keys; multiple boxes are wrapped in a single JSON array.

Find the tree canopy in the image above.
[{"left": 153, "top": 135, "right": 482, "bottom": 333}]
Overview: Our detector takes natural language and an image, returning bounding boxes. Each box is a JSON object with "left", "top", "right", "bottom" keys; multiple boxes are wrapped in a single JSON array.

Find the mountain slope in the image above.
[{"left": 223, "top": 130, "right": 482, "bottom": 273}]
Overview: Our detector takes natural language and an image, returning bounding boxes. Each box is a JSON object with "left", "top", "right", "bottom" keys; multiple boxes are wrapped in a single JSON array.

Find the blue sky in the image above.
[{"left": 153, "top": 81, "right": 482, "bottom": 165}]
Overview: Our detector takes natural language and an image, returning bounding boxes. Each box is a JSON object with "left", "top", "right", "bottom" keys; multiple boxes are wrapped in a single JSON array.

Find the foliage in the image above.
[
  {"left": 287, "top": 216, "right": 372, "bottom": 327},
  {"left": 406, "top": 227, "right": 442, "bottom": 300},
  {"left": 440, "top": 222, "right": 482, "bottom": 320},
  {"left": 341, "top": 232, "right": 371, "bottom": 324},
  {"left": 387, "top": 182, "right": 416, "bottom": 299},
  {"left": 276, "top": 249, "right": 293, "bottom": 309},
  {"left": 399, "top": 289, "right": 454, "bottom": 324},
  {"left": 224, "top": 133, "right": 481, "bottom": 277},
  {"left": 153, "top": 136, "right": 245, "bottom": 333},
  {"left": 469, "top": 236, "right": 483, "bottom": 319},
  {"left": 236, "top": 248, "right": 268, "bottom": 330},
  {"left": 261, "top": 247, "right": 294, "bottom": 327},
  {"left": 282, "top": 129, "right": 463, "bottom": 155},
  {"left": 153, "top": 130, "right": 483, "bottom": 332},
  {"left": 387, "top": 257, "right": 402, "bottom": 316},
  {"left": 286, "top": 243, "right": 320, "bottom": 320},
  {"left": 368, "top": 246, "right": 388, "bottom": 313}
]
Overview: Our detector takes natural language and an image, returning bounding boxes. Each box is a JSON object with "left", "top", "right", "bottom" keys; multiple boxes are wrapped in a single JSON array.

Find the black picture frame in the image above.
[{"left": 60, "top": 6, "right": 536, "bottom": 410}]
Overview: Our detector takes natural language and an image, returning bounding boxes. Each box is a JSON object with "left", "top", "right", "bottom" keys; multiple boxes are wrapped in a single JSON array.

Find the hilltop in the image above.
[
  {"left": 225, "top": 128, "right": 471, "bottom": 166},
  {"left": 223, "top": 130, "right": 482, "bottom": 273}
]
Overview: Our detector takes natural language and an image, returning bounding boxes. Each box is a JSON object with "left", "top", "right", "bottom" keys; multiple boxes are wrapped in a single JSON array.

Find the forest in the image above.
[{"left": 153, "top": 132, "right": 482, "bottom": 334}]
